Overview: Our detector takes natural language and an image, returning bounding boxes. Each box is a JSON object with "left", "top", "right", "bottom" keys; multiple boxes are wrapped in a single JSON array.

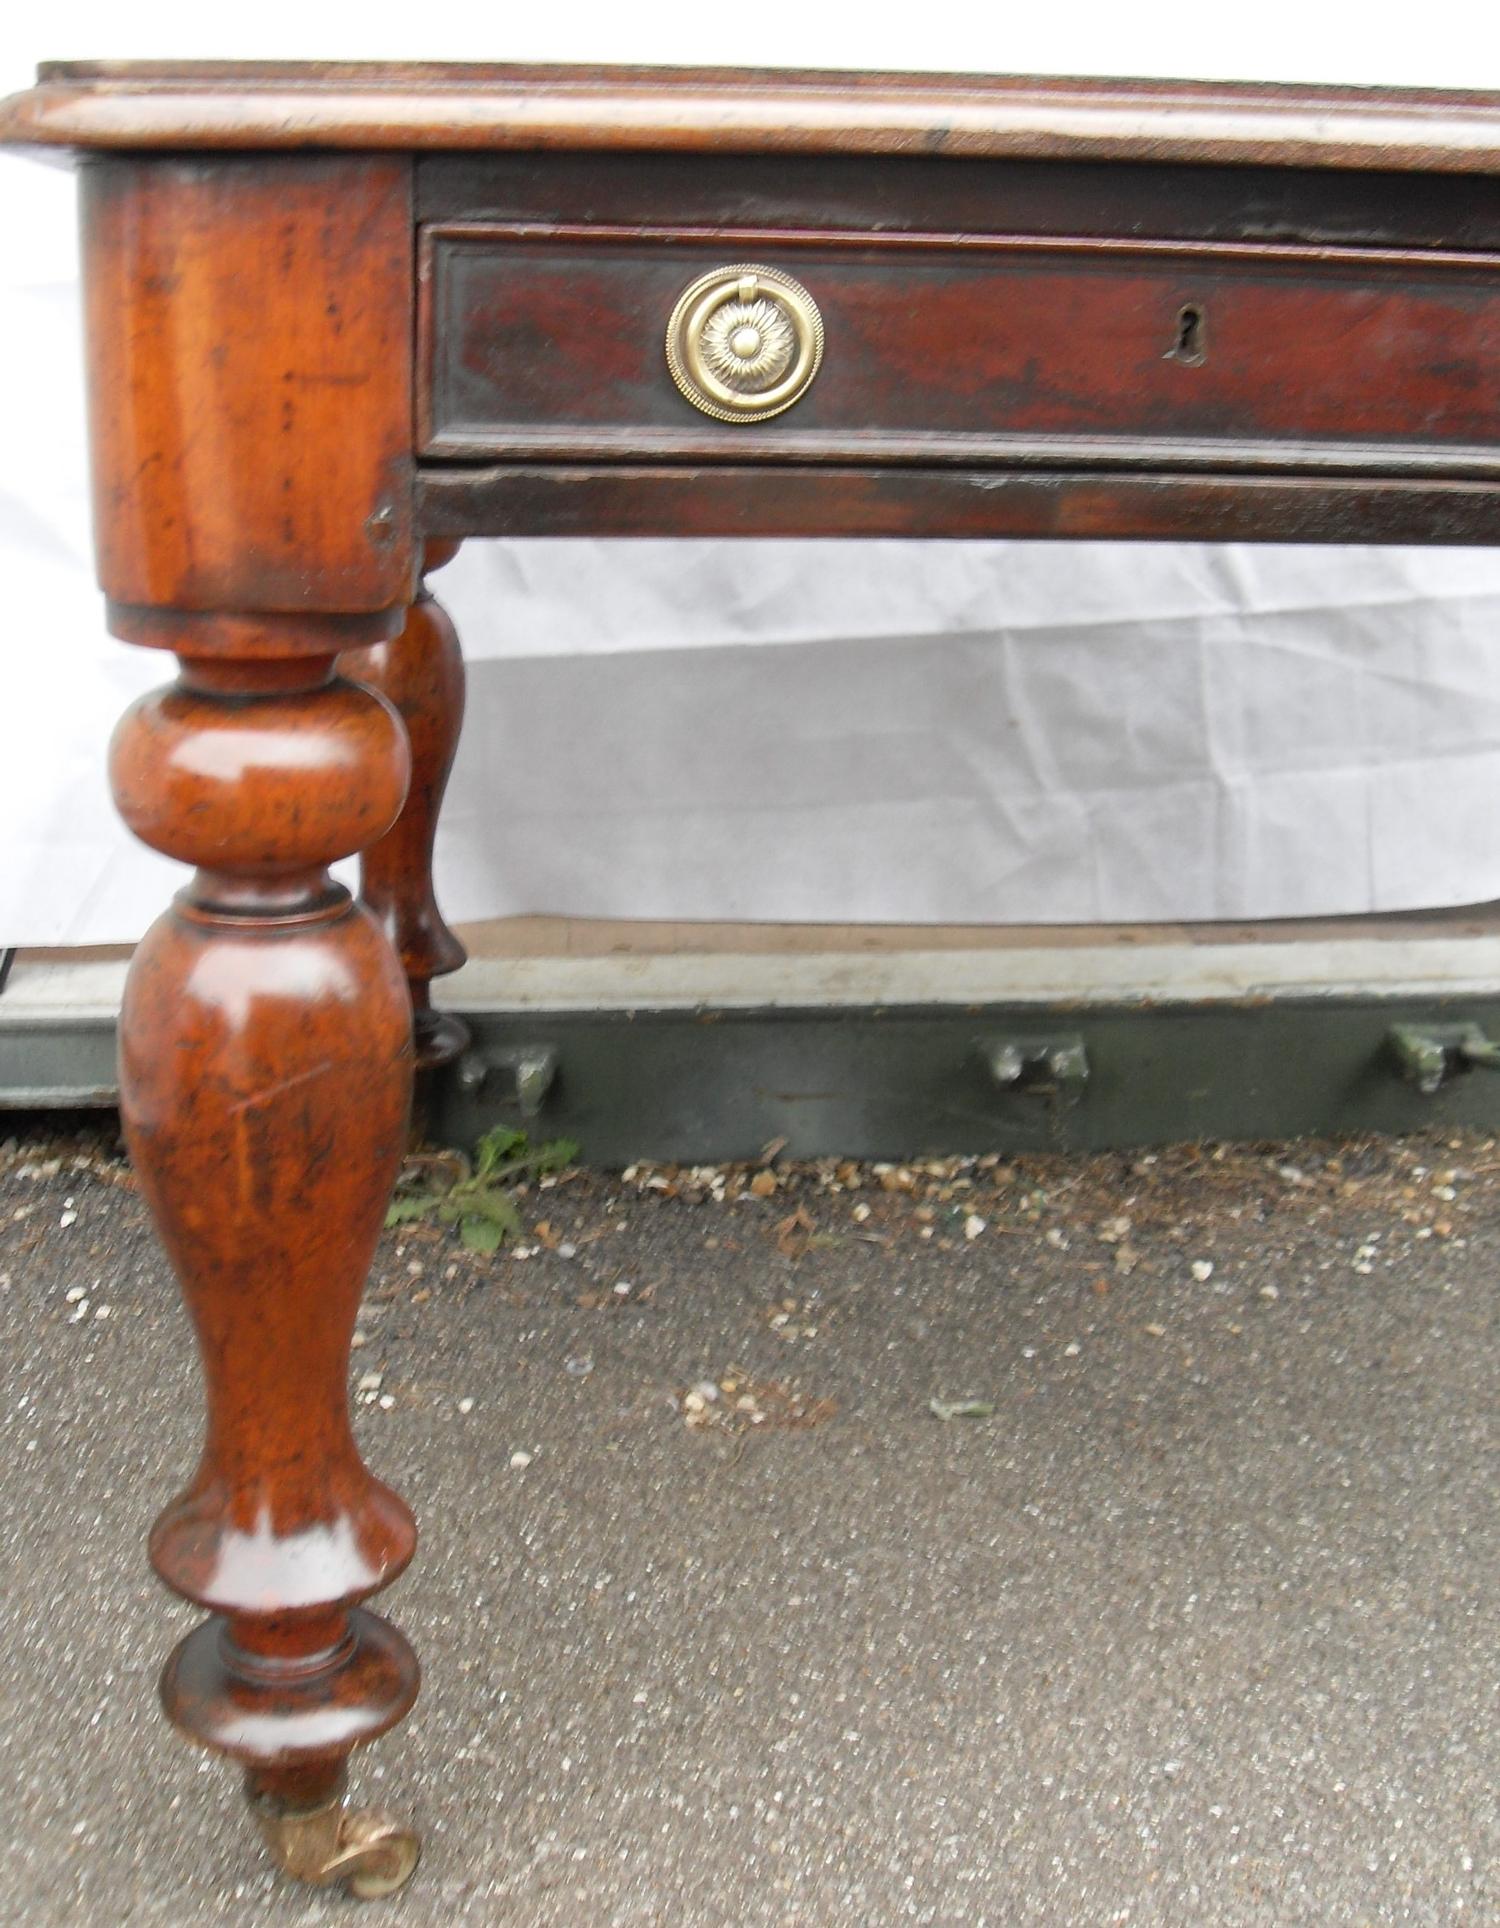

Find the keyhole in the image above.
[{"left": 1169, "top": 303, "right": 1207, "bottom": 365}]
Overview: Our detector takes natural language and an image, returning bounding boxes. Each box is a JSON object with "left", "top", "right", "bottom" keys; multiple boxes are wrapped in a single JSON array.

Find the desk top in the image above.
[{"left": 3, "top": 61, "right": 1500, "bottom": 173}]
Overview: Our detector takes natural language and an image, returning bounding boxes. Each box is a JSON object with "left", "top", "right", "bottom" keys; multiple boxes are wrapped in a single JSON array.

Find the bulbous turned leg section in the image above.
[
  {"left": 343, "top": 540, "right": 469, "bottom": 1078},
  {"left": 109, "top": 638, "right": 422, "bottom": 1894}
]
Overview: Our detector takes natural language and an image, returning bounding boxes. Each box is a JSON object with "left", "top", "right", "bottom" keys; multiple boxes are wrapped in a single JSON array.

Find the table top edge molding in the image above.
[{"left": 4, "top": 62, "right": 1500, "bottom": 172}]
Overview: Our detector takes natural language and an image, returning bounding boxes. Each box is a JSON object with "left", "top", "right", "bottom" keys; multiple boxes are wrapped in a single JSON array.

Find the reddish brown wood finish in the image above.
[
  {"left": 7, "top": 63, "right": 1500, "bottom": 175},
  {"left": 110, "top": 652, "right": 418, "bottom": 1798},
  {"left": 342, "top": 541, "right": 469, "bottom": 1070},
  {"left": 7, "top": 52, "right": 1500, "bottom": 1902},
  {"left": 79, "top": 154, "right": 416, "bottom": 621},
  {"left": 422, "top": 223, "right": 1500, "bottom": 466},
  {"left": 418, "top": 462, "right": 1500, "bottom": 547},
  {"left": 416, "top": 149, "right": 1500, "bottom": 253},
  {"left": 73, "top": 148, "right": 427, "bottom": 1874}
]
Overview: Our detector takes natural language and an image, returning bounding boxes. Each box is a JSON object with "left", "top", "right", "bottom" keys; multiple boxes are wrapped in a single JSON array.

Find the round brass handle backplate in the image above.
[{"left": 665, "top": 265, "right": 824, "bottom": 423}]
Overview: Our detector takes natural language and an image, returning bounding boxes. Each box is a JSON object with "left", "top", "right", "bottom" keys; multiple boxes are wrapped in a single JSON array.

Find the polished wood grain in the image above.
[
  {"left": 4, "top": 63, "right": 1500, "bottom": 174},
  {"left": 6, "top": 52, "right": 1500, "bottom": 1902},
  {"left": 421, "top": 222, "right": 1500, "bottom": 466},
  {"left": 110, "top": 651, "right": 418, "bottom": 1805},
  {"left": 419, "top": 463, "right": 1500, "bottom": 547},
  {"left": 417, "top": 150, "right": 1500, "bottom": 253},
  {"left": 71, "top": 147, "right": 427, "bottom": 1890},
  {"left": 79, "top": 154, "right": 416, "bottom": 627},
  {"left": 342, "top": 541, "right": 469, "bottom": 1072}
]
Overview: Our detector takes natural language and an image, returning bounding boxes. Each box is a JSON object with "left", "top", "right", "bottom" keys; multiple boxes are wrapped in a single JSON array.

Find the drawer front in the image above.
[{"left": 419, "top": 225, "right": 1500, "bottom": 471}]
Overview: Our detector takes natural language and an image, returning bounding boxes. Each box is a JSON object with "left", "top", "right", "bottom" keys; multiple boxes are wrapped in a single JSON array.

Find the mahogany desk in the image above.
[{"left": 3, "top": 61, "right": 1500, "bottom": 1899}]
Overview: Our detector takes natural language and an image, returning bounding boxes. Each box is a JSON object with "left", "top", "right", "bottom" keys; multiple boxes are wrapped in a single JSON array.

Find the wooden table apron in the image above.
[{"left": 2, "top": 61, "right": 1498, "bottom": 1899}]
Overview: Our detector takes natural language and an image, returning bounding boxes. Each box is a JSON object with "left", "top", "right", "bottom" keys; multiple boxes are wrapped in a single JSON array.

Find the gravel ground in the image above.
[{"left": 0, "top": 1120, "right": 1495, "bottom": 1926}]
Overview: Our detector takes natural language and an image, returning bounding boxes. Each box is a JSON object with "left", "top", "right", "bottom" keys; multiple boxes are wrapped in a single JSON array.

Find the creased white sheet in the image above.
[
  {"left": 427, "top": 549, "right": 1500, "bottom": 928},
  {"left": 5, "top": 14, "right": 1500, "bottom": 944}
]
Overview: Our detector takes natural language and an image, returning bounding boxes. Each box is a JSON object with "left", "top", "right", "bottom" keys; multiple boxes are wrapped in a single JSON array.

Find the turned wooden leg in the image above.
[
  {"left": 109, "top": 647, "right": 421, "bottom": 1897},
  {"left": 76, "top": 149, "right": 424, "bottom": 1892},
  {"left": 342, "top": 539, "right": 469, "bottom": 1074}
]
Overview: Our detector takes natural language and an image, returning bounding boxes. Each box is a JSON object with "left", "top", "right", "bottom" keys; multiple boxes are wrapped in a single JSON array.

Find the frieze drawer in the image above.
[{"left": 418, "top": 222, "right": 1500, "bottom": 476}]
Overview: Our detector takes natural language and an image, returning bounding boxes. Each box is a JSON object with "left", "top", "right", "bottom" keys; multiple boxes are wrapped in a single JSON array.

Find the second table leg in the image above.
[{"left": 343, "top": 538, "right": 470, "bottom": 1076}]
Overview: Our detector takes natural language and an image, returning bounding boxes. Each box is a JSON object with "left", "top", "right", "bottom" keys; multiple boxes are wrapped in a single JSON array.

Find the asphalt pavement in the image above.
[{"left": 0, "top": 1122, "right": 1494, "bottom": 1926}]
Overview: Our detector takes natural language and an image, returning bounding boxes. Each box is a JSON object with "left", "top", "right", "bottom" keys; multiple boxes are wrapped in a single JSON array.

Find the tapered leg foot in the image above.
[{"left": 410, "top": 991, "right": 471, "bottom": 1077}]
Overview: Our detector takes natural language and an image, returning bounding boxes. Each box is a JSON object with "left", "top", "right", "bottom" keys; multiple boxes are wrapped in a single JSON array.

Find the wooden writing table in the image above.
[{"left": 3, "top": 60, "right": 1499, "bottom": 1898}]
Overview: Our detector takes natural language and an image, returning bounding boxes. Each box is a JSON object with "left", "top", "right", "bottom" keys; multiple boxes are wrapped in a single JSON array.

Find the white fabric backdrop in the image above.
[{"left": 6, "top": 7, "right": 1500, "bottom": 944}]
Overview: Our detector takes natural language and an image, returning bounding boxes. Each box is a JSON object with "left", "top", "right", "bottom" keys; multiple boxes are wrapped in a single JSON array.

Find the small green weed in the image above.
[{"left": 385, "top": 1127, "right": 578, "bottom": 1254}]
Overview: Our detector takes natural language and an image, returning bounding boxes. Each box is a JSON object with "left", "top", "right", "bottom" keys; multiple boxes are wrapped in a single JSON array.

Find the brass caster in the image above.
[{"left": 249, "top": 1789, "right": 420, "bottom": 1900}]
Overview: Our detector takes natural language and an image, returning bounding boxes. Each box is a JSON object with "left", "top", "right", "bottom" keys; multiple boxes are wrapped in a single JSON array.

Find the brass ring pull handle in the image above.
[{"left": 665, "top": 265, "right": 824, "bottom": 423}]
